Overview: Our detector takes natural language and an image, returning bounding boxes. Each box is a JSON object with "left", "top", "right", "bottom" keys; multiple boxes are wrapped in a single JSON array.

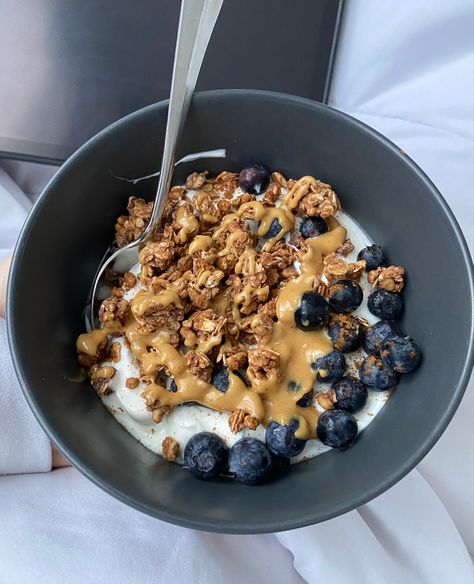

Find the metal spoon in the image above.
[{"left": 87, "top": 0, "right": 223, "bottom": 329}]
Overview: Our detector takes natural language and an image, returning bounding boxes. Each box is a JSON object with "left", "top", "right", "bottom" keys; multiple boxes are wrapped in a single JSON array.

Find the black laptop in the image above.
[{"left": 0, "top": 0, "right": 344, "bottom": 164}]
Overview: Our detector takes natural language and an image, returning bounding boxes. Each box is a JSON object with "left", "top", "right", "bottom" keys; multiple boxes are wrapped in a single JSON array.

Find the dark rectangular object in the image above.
[{"left": 0, "top": 0, "right": 344, "bottom": 164}]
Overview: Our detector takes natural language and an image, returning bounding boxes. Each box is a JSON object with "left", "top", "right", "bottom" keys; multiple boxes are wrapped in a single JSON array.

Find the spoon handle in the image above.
[{"left": 143, "top": 0, "right": 224, "bottom": 239}]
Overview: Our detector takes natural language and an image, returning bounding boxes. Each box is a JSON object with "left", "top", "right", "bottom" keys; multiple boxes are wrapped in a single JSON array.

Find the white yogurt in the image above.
[{"left": 99, "top": 208, "right": 389, "bottom": 464}]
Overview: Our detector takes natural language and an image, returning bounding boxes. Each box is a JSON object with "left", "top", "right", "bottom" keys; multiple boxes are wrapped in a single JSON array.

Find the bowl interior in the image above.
[{"left": 8, "top": 90, "right": 474, "bottom": 533}]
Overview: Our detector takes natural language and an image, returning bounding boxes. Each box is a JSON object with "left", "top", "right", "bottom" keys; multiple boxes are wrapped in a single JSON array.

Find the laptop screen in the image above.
[{"left": 0, "top": 0, "right": 343, "bottom": 163}]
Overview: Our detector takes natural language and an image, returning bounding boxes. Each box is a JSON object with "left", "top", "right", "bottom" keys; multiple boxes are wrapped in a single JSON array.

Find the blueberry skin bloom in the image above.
[
  {"left": 239, "top": 164, "right": 270, "bottom": 194},
  {"left": 328, "top": 279, "right": 363, "bottom": 314},
  {"left": 368, "top": 289, "right": 403, "bottom": 320},
  {"left": 228, "top": 438, "right": 273, "bottom": 485},
  {"left": 184, "top": 432, "right": 228, "bottom": 480},
  {"left": 357, "top": 244, "right": 386, "bottom": 271},
  {"left": 317, "top": 410, "right": 358, "bottom": 449},
  {"left": 300, "top": 216, "right": 328, "bottom": 238},
  {"left": 265, "top": 419, "right": 307, "bottom": 458},
  {"left": 312, "top": 350, "right": 346, "bottom": 383},
  {"left": 380, "top": 336, "right": 422, "bottom": 373},
  {"left": 359, "top": 355, "right": 399, "bottom": 390},
  {"left": 362, "top": 320, "right": 401, "bottom": 356},
  {"left": 295, "top": 291, "right": 330, "bottom": 331},
  {"left": 332, "top": 376, "right": 368, "bottom": 413}
]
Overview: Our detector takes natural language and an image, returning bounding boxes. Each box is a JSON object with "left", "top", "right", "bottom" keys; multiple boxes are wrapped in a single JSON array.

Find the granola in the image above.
[
  {"left": 323, "top": 253, "right": 365, "bottom": 283},
  {"left": 162, "top": 436, "right": 180, "bottom": 461},
  {"left": 368, "top": 265, "right": 405, "bottom": 292},
  {"left": 77, "top": 165, "right": 417, "bottom": 484},
  {"left": 228, "top": 409, "right": 259, "bottom": 433}
]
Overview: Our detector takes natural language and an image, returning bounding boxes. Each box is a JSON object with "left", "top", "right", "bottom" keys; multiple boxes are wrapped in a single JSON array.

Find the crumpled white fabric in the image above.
[
  {"left": 0, "top": 0, "right": 472, "bottom": 581},
  {"left": 0, "top": 466, "right": 471, "bottom": 584}
]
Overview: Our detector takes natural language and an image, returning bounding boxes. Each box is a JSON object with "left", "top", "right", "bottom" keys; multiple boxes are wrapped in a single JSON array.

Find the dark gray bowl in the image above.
[{"left": 7, "top": 90, "right": 474, "bottom": 534}]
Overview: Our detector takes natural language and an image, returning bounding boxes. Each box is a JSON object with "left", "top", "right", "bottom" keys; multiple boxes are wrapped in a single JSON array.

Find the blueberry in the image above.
[
  {"left": 266, "top": 419, "right": 306, "bottom": 458},
  {"left": 363, "top": 320, "right": 401, "bottom": 356},
  {"left": 263, "top": 218, "right": 282, "bottom": 239},
  {"left": 357, "top": 245, "right": 386, "bottom": 271},
  {"left": 332, "top": 376, "right": 368, "bottom": 413},
  {"left": 359, "top": 355, "right": 398, "bottom": 390},
  {"left": 239, "top": 164, "right": 270, "bottom": 195},
  {"left": 328, "top": 279, "right": 363, "bottom": 313},
  {"left": 211, "top": 368, "right": 247, "bottom": 392},
  {"left": 317, "top": 410, "right": 358, "bottom": 449},
  {"left": 211, "top": 368, "right": 230, "bottom": 392},
  {"left": 184, "top": 432, "right": 228, "bottom": 480},
  {"left": 296, "top": 390, "right": 313, "bottom": 407},
  {"left": 380, "top": 336, "right": 422, "bottom": 373},
  {"left": 300, "top": 216, "right": 328, "bottom": 239},
  {"left": 328, "top": 315, "right": 362, "bottom": 352},
  {"left": 228, "top": 438, "right": 273, "bottom": 485},
  {"left": 295, "top": 291, "right": 330, "bottom": 331},
  {"left": 312, "top": 350, "right": 346, "bottom": 382},
  {"left": 368, "top": 289, "right": 403, "bottom": 320}
]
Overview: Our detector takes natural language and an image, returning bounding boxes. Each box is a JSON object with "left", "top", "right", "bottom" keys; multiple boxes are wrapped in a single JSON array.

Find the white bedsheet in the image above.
[{"left": 0, "top": 0, "right": 472, "bottom": 582}]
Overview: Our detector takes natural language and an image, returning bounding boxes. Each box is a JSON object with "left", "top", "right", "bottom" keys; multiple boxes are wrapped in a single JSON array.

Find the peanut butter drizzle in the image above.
[
  {"left": 131, "top": 290, "right": 183, "bottom": 317},
  {"left": 79, "top": 177, "right": 348, "bottom": 439},
  {"left": 135, "top": 330, "right": 265, "bottom": 418},
  {"left": 76, "top": 322, "right": 120, "bottom": 356},
  {"left": 276, "top": 217, "right": 345, "bottom": 324},
  {"left": 175, "top": 205, "right": 199, "bottom": 243},
  {"left": 188, "top": 234, "right": 212, "bottom": 254}
]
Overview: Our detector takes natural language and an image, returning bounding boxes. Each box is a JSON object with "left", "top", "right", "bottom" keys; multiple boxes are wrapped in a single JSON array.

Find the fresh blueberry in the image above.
[
  {"left": 296, "top": 390, "right": 313, "bottom": 407},
  {"left": 380, "top": 336, "right": 422, "bottom": 373},
  {"left": 239, "top": 164, "right": 270, "bottom": 195},
  {"left": 184, "top": 432, "right": 228, "bottom": 480},
  {"left": 317, "top": 410, "right": 358, "bottom": 449},
  {"left": 300, "top": 216, "right": 328, "bottom": 239},
  {"left": 332, "top": 376, "right": 368, "bottom": 413},
  {"left": 266, "top": 419, "right": 307, "bottom": 458},
  {"left": 328, "top": 315, "right": 362, "bottom": 352},
  {"left": 262, "top": 218, "right": 282, "bottom": 239},
  {"left": 328, "top": 279, "right": 363, "bottom": 313},
  {"left": 228, "top": 438, "right": 273, "bottom": 485},
  {"left": 357, "top": 244, "right": 386, "bottom": 271},
  {"left": 368, "top": 289, "right": 403, "bottom": 320},
  {"left": 295, "top": 291, "right": 330, "bottom": 331},
  {"left": 359, "top": 355, "right": 398, "bottom": 390},
  {"left": 312, "top": 350, "right": 346, "bottom": 382},
  {"left": 363, "top": 320, "right": 401, "bottom": 356},
  {"left": 211, "top": 368, "right": 247, "bottom": 392},
  {"left": 211, "top": 368, "right": 230, "bottom": 392}
]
